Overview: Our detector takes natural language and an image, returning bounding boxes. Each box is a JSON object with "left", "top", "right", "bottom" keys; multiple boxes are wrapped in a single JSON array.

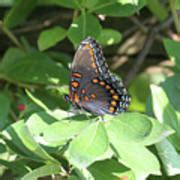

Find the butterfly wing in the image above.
[{"left": 67, "top": 37, "right": 130, "bottom": 115}]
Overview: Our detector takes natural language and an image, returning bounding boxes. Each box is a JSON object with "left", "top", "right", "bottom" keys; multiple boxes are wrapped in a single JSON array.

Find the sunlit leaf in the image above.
[
  {"left": 26, "top": 111, "right": 91, "bottom": 147},
  {"left": 22, "top": 164, "right": 61, "bottom": 180},
  {"left": 68, "top": 13, "right": 102, "bottom": 47},
  {"left": 2, "top": 120, "right": 59, "bottom": 163},
  {"left": 88, "top": 159, "right": 135, "bottom": 180},
  {"left": 89, "top": 0, "right": 146, "bottom": 17},
  {"left": 97, "top": 29, "right": 122, "bottom": 46},
  {"left": 146, "top": 0, "right": 168, "bottom": 21},
  {"left": 3, "top": 0, "right": 37, "bottom": 28},
  {"left": 65, "top": 121, "right": 109, "bottom": 168},
  {"left": 38, "top": 26, "right": 66, "bottom": 51},
  {"left": 150, "top": 85, "right": 180, "bottom": 150},
  {"left": 163, "top": 38, "right": 180, "bottom": 70},
  {"left": 0, "top": 48, "right": 69, "bottom": 85},
  {"left": 156, "top": 139, "right": 180, "bottom": 176}
]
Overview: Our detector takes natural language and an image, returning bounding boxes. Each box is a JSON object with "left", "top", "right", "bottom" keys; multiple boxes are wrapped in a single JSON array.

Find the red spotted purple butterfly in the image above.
[{"left": 65, "top": 37, "right": 131, "bottom": 115}]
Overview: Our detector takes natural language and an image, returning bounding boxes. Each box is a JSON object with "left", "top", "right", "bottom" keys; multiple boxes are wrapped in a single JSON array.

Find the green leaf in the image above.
[
  {"left": 88, "top": 159, "right": 135, "bottom": 180},
  {"left": 176, "top": 0, "right": 180, "bottom": 9},
  {"left": 141, "top": 117, "right": 174, "bottom": 146},
  {"left": 65, "top": 122, "right": 109, "bottom": 168},
  {"left": 105, "top": 112, "right": 172, "bottom": 145},
  {"left": 27, "top": 89, "right": 69, "bottom": 111},
  {"left": 150, "top": 85, "right": 180, "bottom": 150},
  {"left": 89, "top": 0, "right": 146, "bottom": 17},
  {"left": 41, "top": 121, "right": 91, "bottom": 147},
  {"left": 163, "top": 38, "right": 180, "bottom": 70},
  {"left": 26, "top": 111, "right": 91, "bottom": 147},
  {"left": 26, "top": 112, "right": 57, "bottom": 135},
  {"left": 156, "top": 139, "right": 180, "bottom": 176},
  {"left": 97, "top": 28, "right": 122, "bottom": 46},
  {"left": 83, "top": 0, "right": 99, "bottom": 9},
  {"left": 38, "top": 0, "right": 83, "bottom": 9},
  {"left": 0, "top": 0, "right": 15, "bottom": 7},
  {"left": 118, "top": 143, "right": 160, "bottom": 179},
  {"left": 47, "top": 51, "right": 71, "bottom": 68},
  {"left": 105, "top": 113, "right": 152, "bottom": 143},
  {"left": 68, "top": 13, "right": 102, "bottom": 47},
  {"left": 0, "top": 91, "right": 11, "bottom": 130},
  {"left": 105, "top": 113, "right": 162, "bottom": 178},
  {"left": 38, "top": 26, "right": 66, "bottom": 51},
  {"left": 108, "top": 141, "right": 160, "bottom": 178},
  {"left": 129, "top": 73, "right": 151, "bottom": 112},
  {"left": 146, "top": 0, "right": 168, "bottom": 21},
  {"left": 3, "top": 0, "right": 37, "bottom": 28},
  {"left": 2, "top": 120, "right": 59, "bottom": 164},
  {"left": 0, "top": 48, "right": 69, "bottom": 85},
  {"left": 161, "top": 74, "right": 180, "bottom": 112},
  {"left": 22, "top": 164, "right": 61, "bottom": 180},
  {"left": 0, "top": 159, "right": 29, "bottom": 175}
]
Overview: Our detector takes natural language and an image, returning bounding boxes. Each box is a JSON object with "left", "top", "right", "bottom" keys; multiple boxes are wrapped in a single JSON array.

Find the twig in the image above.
[
  {"left": 0, "top": 21, "right": 25, "bottom": 50},
  {"left": 155, "top": 16, "right": 174, "bottom": 32},
  {"left": 123, "top": 17, "right": 152, "bottom": 39},
  {"left": 169, "top": 0, "right": 180, "bottom": 34},
  {"left": 9, "top": 110, "right": 18, "bottom": 121},
  {"left": 129, "top": 16, "right": 149, "bottom": 33},
  {"left": 124, "top": 16, "right": 174, "bottom": 86},
  {"left": 0, "top": 13, "right": 66, "bottom": 36},
  {"left": 124, "top": 30, "right": 155, "bottom": 86}
]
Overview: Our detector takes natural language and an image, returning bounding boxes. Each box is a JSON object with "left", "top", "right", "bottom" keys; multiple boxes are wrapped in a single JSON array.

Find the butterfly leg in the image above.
[{"left": 99, "top": 115, "right": 105, "bottom": 121}]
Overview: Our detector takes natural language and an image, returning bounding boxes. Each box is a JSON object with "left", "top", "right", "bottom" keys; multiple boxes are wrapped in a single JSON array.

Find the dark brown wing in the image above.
[{"left": 67, "top": 37, "right": 130, "bottom": 115}]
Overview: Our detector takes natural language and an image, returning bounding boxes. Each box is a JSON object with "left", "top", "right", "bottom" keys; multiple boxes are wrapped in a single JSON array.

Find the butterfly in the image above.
[{"left": 65, "top": 37, "right": 131, "bottom": 116}]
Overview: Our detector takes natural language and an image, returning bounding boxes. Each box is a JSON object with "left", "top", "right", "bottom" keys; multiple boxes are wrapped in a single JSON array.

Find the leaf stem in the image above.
[
  {"left": 81, "top": 9, "right": 86, "bottom": 39},
  {"left": 169, "top": 0, "right": 180, "bottom": 34},
  {"left": 0, "top": 73, "right": 37, "bottom": 89},
  {"left": 0, "top": 21, "right": 25, "bottom": 50}
]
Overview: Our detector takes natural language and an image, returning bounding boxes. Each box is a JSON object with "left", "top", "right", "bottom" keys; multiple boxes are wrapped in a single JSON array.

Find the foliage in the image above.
[{"left": 0, "top": 0, "right": 180, "bottom": 179}]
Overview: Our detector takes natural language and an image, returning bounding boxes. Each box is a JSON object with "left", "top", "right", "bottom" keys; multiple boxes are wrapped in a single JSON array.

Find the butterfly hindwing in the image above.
[{"left": 67, "top": 37, "right": 130, "bottom": 115}]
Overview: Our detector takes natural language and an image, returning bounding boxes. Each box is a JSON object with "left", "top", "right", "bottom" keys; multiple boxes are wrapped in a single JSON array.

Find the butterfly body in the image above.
[{"left": 66, "top": 37, "right": 131, "bottom": 116}]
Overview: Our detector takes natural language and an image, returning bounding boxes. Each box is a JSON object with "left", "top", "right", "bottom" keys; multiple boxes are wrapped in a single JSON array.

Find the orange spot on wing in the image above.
[
  {"left": 71, "top": 81, "right": 79, "bottom": 88},
  {"left": 74, "top": 93, "right": 79, "bottom": 103},
  {"left": 90, "top": 93, "right": 96, "bottom": 99},
  {"left": 92, "top": 78, "right": 99, "bottom": 83},
  {"left": 91, "top": 62, "right": 96, "bottom": 68},
  {"left": 99, "top": 81, "right": 105, "bottom": 86},
  {"left": 90, "top": 56, "right": 95, "bottom": 62},
  {"left": 85, "top": 44, "right": 91, "bottom": 49},
  {"left": 72, "top": 73, "right": 82, "bottom": 78},
  {"left": 111, "top": 100, "right": 117, "bottom": 106},
  {"left": 112, "top": 95, "right": 119, "bottom": 100},
  {"left": 110, "top": 89, "right": 115, "bottom": 94},
  {"left": 105, "top": 85, "right": 111, "bottom": 90},
  {"left": 82, "top": 89, "right": 86, "bottom": 94},
  {"left": 109, "top": 106, "right": 115, "bottom": 113},
  {"left": 84, "top": 44, "right": 94, "bottom": 56},
  {"left": 84, "top": 96, "right": 89, "bottom": 102},
  {"left": 89, "top": 49, "right": 94, "bottom": 56}
]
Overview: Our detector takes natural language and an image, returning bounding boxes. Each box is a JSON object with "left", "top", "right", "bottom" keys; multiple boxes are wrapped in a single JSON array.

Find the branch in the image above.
[
  {"left": 0, "top": 21, "right": 25, "bottom": 50},
  {"left": 169, "top": 0, "right": 180, "bottom": 34},
  {"left": 124, "top": 16, "right": 174, "bottom": 86},
  {"left": 124, "top": 30, "right": 155, "bottom": 86}
]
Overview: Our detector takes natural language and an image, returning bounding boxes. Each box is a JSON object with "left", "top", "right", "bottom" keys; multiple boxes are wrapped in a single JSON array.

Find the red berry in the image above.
[{"left": 18, "top": 104, "right": 25, "bottom": 111}]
